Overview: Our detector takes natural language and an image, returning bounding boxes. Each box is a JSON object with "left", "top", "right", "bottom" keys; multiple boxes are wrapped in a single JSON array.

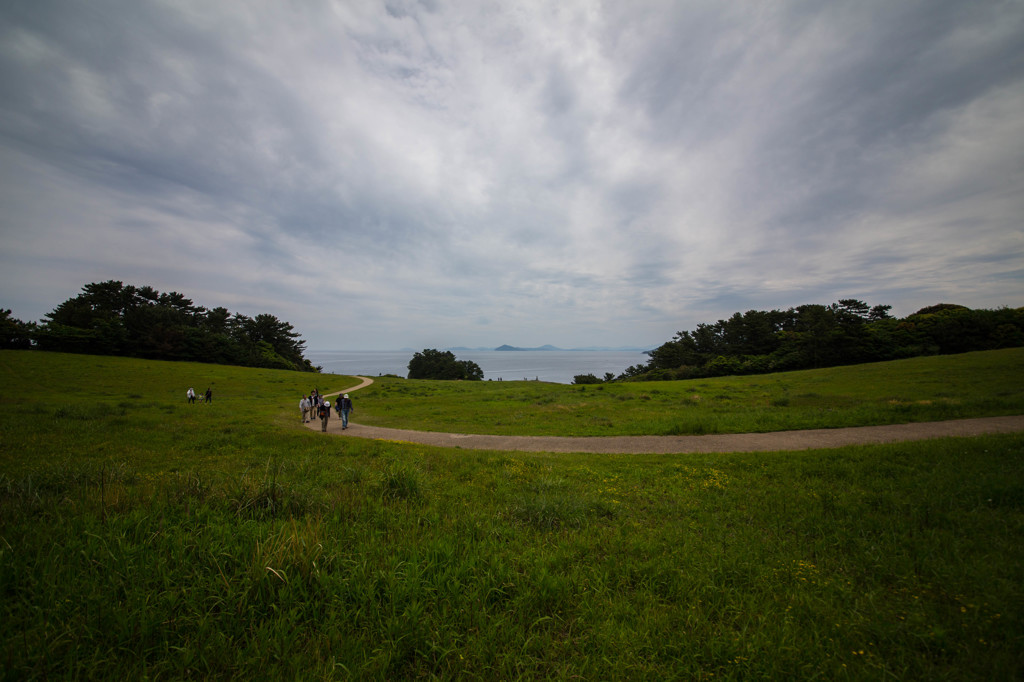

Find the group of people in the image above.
[
  {"left": 301, "top": 391, "right": 354, "bottom": 432},
  {"left": 183, "top": 385, "right": 354, "bottom": 433},
  {"left": 186, "top": 387, "right": 212, "bottom": 404}
]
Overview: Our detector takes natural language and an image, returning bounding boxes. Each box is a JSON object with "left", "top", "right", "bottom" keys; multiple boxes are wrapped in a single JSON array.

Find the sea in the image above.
[{"left": 306, "top": 350, "right": 651, "bottom": 385}]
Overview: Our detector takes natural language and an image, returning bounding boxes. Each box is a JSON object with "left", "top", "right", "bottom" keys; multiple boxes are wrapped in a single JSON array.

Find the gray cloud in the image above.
[{"left": 0, "top": 0, "right": 1021, "bottom": 350}]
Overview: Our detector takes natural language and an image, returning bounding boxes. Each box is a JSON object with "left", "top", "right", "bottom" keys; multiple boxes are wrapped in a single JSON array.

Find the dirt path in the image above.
[
  {"left": 304, "top": 377, "right": 1024, "bottom": 454},
  {"left": 319, "top": 376, "right": 374, "bottom": 397}
]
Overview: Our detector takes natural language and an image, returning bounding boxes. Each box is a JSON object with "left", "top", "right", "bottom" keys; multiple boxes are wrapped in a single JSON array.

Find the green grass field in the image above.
[
  {"left": 359, "top": 348, "right": 1024, "bottom": 435},
  {"left": 1, "top": 349, "right": 1022, "bottom": 679}
]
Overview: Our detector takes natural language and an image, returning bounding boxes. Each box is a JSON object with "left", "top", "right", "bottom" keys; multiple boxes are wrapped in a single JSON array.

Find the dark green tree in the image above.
[
  {"left": 0, "top": 309, "right": 34, "bottom": 349},
  {"left": 232, "top": 313, "right": 307, "bottom": 369},
  {"left": 28, "top": 281, "right": 316, "bottom": 371},
  {"left": 407, "top": 349, "right": 483, "bottom": 380},
  {"left": 631, "top": 299, "right": 1023, "bottom": 382},
  {"left": 39, "top": 282, "right": 129, "bottom": 355},
  {"left": 204, "top": 307, "right": 231, "bottom": 334}
]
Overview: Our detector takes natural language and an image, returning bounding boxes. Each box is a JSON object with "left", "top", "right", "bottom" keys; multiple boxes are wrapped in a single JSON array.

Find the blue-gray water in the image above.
[{"left": 307, "top": 350, "right": 650, "bottom": 385}]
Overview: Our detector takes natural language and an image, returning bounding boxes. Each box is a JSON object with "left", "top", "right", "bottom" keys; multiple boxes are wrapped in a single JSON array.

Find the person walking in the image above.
[
  {"left": 318, "top": 399, "right": 329, "bottom": 432},
  {"left": 187, "top": 387, "right": 196, "bottom": 404},
  {"left": 204, "top": 387, "right": 212, "bottom": 403},
  {"left": 300, "top": 395, "right": 310, "bottom": 423},
  {"left": 338, "top": 393, "right": 354, "bottom": 430}
]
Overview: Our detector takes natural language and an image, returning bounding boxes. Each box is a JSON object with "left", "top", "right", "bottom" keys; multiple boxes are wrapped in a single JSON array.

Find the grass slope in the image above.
[
  {"left": 358, "top": 348, "right": 1024, "bottom": 436},
  {"left": 1, "top": 350, "right": 1022, "bottom": 680}
]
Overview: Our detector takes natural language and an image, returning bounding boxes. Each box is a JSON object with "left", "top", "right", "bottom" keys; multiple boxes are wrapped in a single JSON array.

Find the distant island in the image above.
[
  {"left": 406, "top": 345, "right": 652, "bottom": 352},
  {"left": 494, "top": 344, "right": 651, "bottom": 352}
]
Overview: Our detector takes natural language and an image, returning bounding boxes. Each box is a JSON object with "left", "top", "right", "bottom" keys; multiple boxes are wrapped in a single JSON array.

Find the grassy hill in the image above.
[{"left": 1, "top": 349, "right": 1022, "bottom": 679}]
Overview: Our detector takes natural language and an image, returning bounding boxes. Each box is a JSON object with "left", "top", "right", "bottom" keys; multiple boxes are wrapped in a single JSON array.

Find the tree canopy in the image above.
[
  {"left": 407, "top": 349, "right": 484, "bottom": 381},
  {"left": 625, "top": 299, "right": 1024, "bottom": 382},
  {"left": 5, "top": 281, "right": 316, "bottom": 371}
]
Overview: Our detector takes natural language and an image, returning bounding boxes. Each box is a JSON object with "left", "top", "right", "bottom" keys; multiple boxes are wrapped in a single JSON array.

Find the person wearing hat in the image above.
[
  {"left": 337, "top": 393, "right": 354, "bottom": 430},
  {"left": 317, "top": 398, "right": 330, "bottom": 432}
]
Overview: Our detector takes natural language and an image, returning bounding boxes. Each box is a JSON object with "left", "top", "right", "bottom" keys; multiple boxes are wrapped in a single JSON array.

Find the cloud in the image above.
[{"left": 0, "top": 0, "right": 1021, "bottom": 350}]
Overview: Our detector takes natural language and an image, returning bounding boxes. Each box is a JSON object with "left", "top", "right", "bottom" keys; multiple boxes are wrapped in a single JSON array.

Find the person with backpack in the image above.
[
  {"left": 318, "top": 399, "right": 330, "bottom": 432},
  {"left": 300, "top": 395, "right": 310, "bottom": 423}
]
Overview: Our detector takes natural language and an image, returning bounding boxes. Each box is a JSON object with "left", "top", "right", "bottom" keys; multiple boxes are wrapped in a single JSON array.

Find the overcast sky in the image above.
[{"left": 1, "top": 0, "right": 1022, "bottom": 351}]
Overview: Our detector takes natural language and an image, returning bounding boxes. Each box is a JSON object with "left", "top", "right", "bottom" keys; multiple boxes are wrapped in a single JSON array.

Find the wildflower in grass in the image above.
[{"left": 701, "top": 468, "right": 729, "bottom": 490}]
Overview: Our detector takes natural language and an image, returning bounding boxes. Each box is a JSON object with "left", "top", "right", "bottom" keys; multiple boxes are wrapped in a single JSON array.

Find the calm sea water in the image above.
[{"left": 306, "top": 350, "right": 650, "bottom": 385}]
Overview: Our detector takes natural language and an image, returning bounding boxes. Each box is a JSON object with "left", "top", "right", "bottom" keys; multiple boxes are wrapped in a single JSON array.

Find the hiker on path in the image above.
[
  {"left": 318, "top": 399, "right": 329, "bottom": 432},
  {"left": 338, "top": 393, "right": 354, "bottom": 430},
  {"left": 300, "top": 396, "right": 310, "bottom": 423},
  {"left": 187, "top": 387, "right": 196, "bottom": 404}
]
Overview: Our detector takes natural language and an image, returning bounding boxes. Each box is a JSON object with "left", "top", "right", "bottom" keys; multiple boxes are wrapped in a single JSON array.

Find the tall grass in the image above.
[{"left": 1, "top": 350, "right": 1022, "bottom": 679}]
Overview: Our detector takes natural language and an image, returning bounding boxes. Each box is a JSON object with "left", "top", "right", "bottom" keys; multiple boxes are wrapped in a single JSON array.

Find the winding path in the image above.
[{"left": 306, "top": 377, "right": 1024, "bottom": 454}]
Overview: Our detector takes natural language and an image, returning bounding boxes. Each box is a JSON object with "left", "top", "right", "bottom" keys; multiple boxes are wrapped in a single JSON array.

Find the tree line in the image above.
[
  {"left": 1, "top": 281, "right": 317, "bottom": 372},
  {"left": 607, "top": 300, "right": 1023, "bottom": 382}
]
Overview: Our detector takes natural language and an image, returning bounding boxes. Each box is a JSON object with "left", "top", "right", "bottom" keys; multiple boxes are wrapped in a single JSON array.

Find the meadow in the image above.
[
  {"left": 1, "top": 349, "right": 1022, "bottom": 679},
  {"left": 360, "top": 348, "right": 1024, "bottom": 436}
]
